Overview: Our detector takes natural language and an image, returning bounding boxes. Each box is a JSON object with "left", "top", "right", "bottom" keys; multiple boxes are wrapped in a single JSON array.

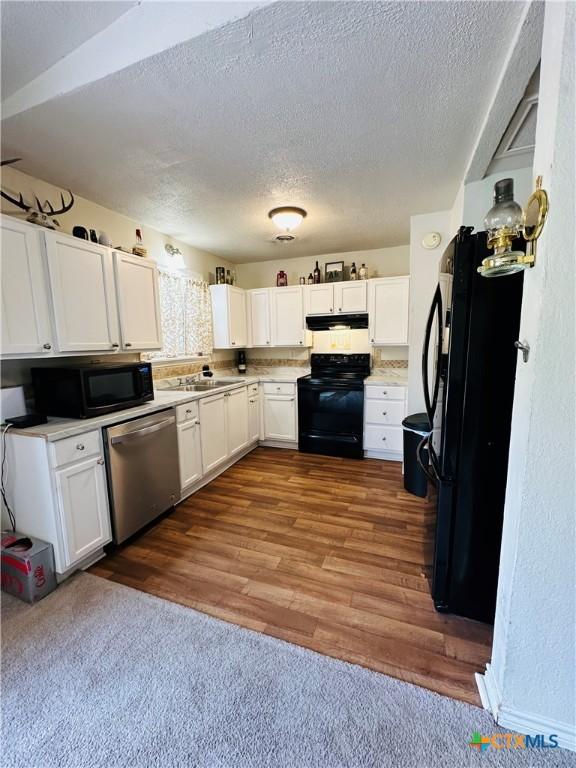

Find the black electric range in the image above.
[{"left": 297, "top": 353, "right": 371, "bottom": 459}]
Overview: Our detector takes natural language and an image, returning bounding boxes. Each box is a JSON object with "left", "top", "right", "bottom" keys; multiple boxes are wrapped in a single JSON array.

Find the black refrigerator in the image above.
[{"left": 419, "top": 226, "right": 523, "bottom": 624}]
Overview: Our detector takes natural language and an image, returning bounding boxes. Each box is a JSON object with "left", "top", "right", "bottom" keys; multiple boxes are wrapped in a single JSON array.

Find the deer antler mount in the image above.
[{"left": 1, "top": 158, "right": 75, "bottom": 229}]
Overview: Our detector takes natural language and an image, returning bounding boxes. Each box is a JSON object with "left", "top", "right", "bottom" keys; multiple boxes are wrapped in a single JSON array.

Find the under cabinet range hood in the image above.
[{"left": 306, "top": 313, "right": 368, "bottom": 331}]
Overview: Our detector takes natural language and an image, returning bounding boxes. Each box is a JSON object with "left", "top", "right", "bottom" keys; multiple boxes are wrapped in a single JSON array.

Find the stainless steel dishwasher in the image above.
[{"left": 104, "top": 409, "right": 179, "bottom": 544}]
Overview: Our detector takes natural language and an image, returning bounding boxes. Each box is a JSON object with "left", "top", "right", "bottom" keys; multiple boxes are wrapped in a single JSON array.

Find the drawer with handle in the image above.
[
  {"left": 248, "top": 383, "right": 259, "bottom": 396},
  {"left": 176, "top": 402, "right": 199, "bottom": 423},
  {"left": 365, "top": 385, "right": 406, "bottom": 401},
  {"left": 52, "top": 430, "right": 101, "bottom": 467},
  {"left": 263, "top": 382, "right": 295, "bottom": 396},
  {"left": 364, "top": 400, "right": 406, "bottom": 426},
  {"left": 363, "top": 425, "right": 403, "bottom": 453}
]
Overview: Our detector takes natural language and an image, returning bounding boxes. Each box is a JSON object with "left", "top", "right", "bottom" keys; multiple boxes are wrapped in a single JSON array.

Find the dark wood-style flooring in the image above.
[{"left": 91, "top": 447, "right": 492, "bottom": 705}]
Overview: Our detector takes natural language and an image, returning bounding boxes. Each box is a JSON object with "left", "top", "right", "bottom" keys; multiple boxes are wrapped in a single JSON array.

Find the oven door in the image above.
[
  {"left": 298, "top": 380, "right": 364, "bottom": 459},
  {"left": 81, "top": 364, "right": 153, "bottom": 416}
]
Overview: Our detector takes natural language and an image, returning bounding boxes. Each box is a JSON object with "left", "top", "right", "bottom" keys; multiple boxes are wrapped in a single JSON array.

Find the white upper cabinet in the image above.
[
  {"left": 247, "top": 288, "right": 271, "bottom": 347},
  {"left": 368, "top": 276, "right": 410, "bottom": 345},
  {"left": 0, "top": 216, "right": 53, "bottom": 356},
  {"left": 270, "top": 286, "right": 307, "bottom": 347},
  {"left": 210, "top": 285, "right": 247, "bottom": 349},
  {"left": 304, "top": 284, "right": 334, "bottom": 315},
  {"left": 114, "top": 252, "right": 162, "bottom": 351},
  {"left": 334, "top": 281, "right": 367, "bottom": 314},
  {"left": 44, "top": 231, "right": 120, "bottom": 353}
]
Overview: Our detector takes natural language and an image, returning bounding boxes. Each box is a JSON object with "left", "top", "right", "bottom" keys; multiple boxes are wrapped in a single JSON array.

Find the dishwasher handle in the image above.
[{"left": 110, "top": 416, "right": 176, "bottom": 445}]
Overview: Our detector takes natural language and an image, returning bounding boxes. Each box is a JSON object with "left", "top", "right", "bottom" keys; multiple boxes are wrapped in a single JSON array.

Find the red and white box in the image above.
[{"left": 1, "top": 532, "right": 56, "bottom": 603}]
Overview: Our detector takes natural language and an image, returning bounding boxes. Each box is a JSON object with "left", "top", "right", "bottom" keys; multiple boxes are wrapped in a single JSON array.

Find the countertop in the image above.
[
  {"left": 364, "top": 368, "right": 409, "bottom": 386},
  {"left": 6, "top": 371, "right": 305, "bottom": 442},
  {"left": 7, "top": 366, "right": 406, "bottom": 441}
]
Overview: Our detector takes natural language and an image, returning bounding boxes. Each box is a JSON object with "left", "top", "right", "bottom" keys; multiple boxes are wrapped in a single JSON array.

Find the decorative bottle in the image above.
[
  {"left": 350, "top": 262, "right": 357, "bottom": 280},
  {"left": 132, "top": 229, "right": 148, "bottom": 258},
  {"left": 307, "top": 273, "right": 314, "bottom": 284},
  {"left": 276, "top": 270, "right": 288, "bottom": 287},
  {"left": 313, "top": 261, "right": 321, "bottom": 284},
  {"left": 359, "top": 263, "right": 367, "bottom": 280}
]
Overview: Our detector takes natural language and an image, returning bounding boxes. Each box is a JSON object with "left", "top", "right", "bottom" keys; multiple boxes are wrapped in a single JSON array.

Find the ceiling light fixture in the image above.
[{"left": 268, "top": 206, "right": 307, "bottom": 241}]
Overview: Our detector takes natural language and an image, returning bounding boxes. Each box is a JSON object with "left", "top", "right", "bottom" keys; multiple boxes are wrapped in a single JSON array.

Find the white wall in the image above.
[
  {"left": 235, "top": 245, "right": 409, "bottom": 289},
  {"left": 0, "top": 166, "right": 231, "bottom": 281},
  {"left": 484, "top": 1, "right": 575, "bottom": 749},
  {"left": 407, "top": 210, "right": 453, "bottom": 414}
]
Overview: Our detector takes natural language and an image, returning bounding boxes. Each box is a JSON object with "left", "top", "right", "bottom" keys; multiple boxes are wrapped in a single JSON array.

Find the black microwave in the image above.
[{"left": 32, "top": 362, "right": 154, "bottom": 419}]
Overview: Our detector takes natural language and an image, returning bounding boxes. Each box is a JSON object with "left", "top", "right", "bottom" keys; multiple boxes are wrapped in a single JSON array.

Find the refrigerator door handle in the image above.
[
  {"left": 416, "top": 434, "right": 439, "bottom": 484},
  {"left": 422, "top": 285, "right": 443, "bottom": 426}
]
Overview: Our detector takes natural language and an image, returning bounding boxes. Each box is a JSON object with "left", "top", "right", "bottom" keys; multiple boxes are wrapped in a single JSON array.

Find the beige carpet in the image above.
[{"left": 2, "top": 573, "right": 574, "bottom": 768}]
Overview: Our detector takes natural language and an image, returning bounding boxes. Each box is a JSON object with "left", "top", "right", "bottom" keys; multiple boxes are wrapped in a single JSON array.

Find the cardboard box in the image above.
[{"left": 1, "top": 532, "right": 56, "bottom": 603}]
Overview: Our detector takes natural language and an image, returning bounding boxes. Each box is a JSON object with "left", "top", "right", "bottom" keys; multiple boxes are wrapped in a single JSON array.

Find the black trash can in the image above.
[{"left": 402, "top": 413, "right": 431, "bottom": 498}]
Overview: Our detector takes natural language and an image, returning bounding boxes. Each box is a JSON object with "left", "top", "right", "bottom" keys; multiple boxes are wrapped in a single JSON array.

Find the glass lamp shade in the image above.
[
  {"left": 484, "top": 178, "right": 523, "bottom": 250},
  {"left": 479, "top": 178, "right": 525, "bottom": 277},
  {"left": 268, "top": 206, "right": 307, "bottom": 232}
]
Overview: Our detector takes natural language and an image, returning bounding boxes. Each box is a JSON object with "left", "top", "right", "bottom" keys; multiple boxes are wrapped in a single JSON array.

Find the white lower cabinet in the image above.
[
  {"left": 1, "top": 429, "right": 113, "bottom": 576},
  {"left": 363, "top": 384, "right": 407, "bottom": 460},
  {"left": 199, "top": 393, "right": 228, "bottom": 473},
  {"left": 248, "top": 383, "right": 261, "bottom": 443},
  {"left": 263, "top": 383, "right": 297, "bottom": 442},
  {"left": 176, "top": 403, "right": 202, "bottom": 491},
  {"left": 227, "top": 387, "right": 249, "bottom": 455},
  {"left": 55, "top": 456, "right": 112, "bottom": 567}
]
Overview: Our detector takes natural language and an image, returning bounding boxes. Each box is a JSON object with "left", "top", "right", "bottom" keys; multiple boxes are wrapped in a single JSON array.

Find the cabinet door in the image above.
[
  {"left": 228, "top": 287, "right": 247, "bottom": 348},
  {"left": 55, "top": 456, "right": 112, "bottom": 568},
  {"left": 227, "top": 387, "right": 249, "bottom": 455},
  {"left": 45, "top": 232, "right": 120, "bottom": 352},
  {"left": 177, "top": 420, "right": 202, "bottom": 490},
  {"left": 368, "top": 277, "right": 410, "bottom": 345},
  {"left": 114, "top": 252, "right": 162, "bottom": 350},
  {"left": 1, "top": 217, "right": 53, "bottom": 356},
  {"left": 199, "top": 394, "right": 228, "bottom": 472},
  {"left": 334, "top": 281, "right": 367, "bottom": 313},
  {"left": 248, "top": 394, "right": 260, "bottom": 442},
  {"left": 263, "top": 395, "right": 297, "bottom": 441},
  {"left": 305, "top": 284, "right": 334, "bottom": 315},
  {"left": 248, "top": 289, "right": 271, "bottom": 347},
  {"left": 270, "top": 287, "right": 305, "bottom": 346}
]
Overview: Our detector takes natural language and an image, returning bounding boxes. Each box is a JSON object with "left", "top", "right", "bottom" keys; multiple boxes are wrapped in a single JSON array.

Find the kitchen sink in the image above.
[{"left": 164, "top": 378, "right": 244, "bottom": 392}]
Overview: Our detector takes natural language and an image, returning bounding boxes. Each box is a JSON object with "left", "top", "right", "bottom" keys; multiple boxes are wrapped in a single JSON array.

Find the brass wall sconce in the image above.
[{"left": 478, "top": 176, "right": 549, "bottom": 278}]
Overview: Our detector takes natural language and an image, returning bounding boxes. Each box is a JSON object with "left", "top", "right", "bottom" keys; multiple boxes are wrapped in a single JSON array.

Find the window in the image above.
[{"left": 146, "top": 268, "right": 213, "bottom": 360}]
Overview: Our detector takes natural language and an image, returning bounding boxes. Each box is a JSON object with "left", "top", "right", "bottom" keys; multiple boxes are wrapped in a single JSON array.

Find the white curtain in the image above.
[{"left": 148, "top": 268, "right": 213, "bottom": 359}]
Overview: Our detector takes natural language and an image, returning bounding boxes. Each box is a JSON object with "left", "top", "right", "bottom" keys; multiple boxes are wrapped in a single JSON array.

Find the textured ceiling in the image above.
[
  {"left": 0, "top": 1, "right": 135, "bottom": 99},
  {"left": 1, "top": 1, "right": 527, "bottom": 262}
]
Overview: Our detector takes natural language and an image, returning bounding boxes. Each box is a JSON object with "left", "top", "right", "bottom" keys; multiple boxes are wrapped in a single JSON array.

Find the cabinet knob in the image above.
[
  {"left": 43, "top": 343, "right": 52, "bottom": 350},
  {"left": 76, "top": 444, "right": 85, "bottom": 451},
  {"left": 194, "top": 419, "right": 200, "bottom": 425},
  {"left": 371, "top": 339, "right": 374, "bottom": 343},
  {"left": 330, "top": 308, "right": 333, "bottom": 312},
  {"left": 383, "top": 391, "right": 387, "bottom": 395},
  {"left": 266, "top": 340, "right": 270, "bottom": 344},
  {"left": 232, "top": 342, "right": 236, "bottom": 346},
  {"left": 97, "top": 458, "right": 105, "bottom": 465},
  {"left": 186, "top": 409, "right": 192, "bottom": 414},
  {"left": 299, "top": 341, "right": 303, "bottom": 344},
  {"left": 290, "top": 398, "right": 295, "bottom": 402},
  {"left": 338, "top": 308, "right": 342, "bottom": 312},
  {"left": 382, "top": 411, "right": 387, "bottom": 416},
  {"left": 125, "top": 342, "right": 132, "bottom": 347},
  {"left": 381, "top": 436, "right": 387, "bottom": 441},
  {"left": 111, "top": 343, "right": 119, "bottom": 348}
]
